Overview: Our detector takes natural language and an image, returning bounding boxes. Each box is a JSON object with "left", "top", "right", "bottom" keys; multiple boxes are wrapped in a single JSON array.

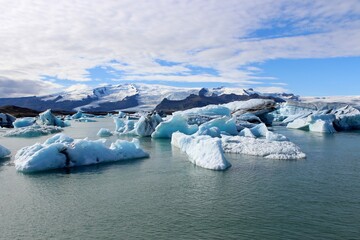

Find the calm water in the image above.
[{"left": 0, "top": 118, "right": 359, "bottom": 240}]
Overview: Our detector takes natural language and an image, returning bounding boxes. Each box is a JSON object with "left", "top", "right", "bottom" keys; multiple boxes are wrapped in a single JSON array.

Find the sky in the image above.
[{"left": 0, "top": 0, "right": 360, "bottom": 97}]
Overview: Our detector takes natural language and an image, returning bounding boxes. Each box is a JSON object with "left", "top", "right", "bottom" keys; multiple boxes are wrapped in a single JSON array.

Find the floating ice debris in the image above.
[
  {"left": 13, "top": 117, "right": 36, "bottom": 128},
  {"left": 39, "top": 109, "right": 67, "bottom": 127},
  {"left": 97, "top": 128, "right": 113, "bottom": 137},
  {"left": 221, "top": 135, "right": 306, "bottom": 160},
  {"left": 171, "top": 132, "right": 231, "bottom": 170},
  {"left": 0, "top": 144, "right": 11, "bottom": 158},
  {"left": 151, "top": 115, "right": 198, "bottom": 139},
  {"left": 14, "top": 133, "right": 149, "bottom": 173},
  {"left": 2, "top": 125, "right": 63, "bottom": 138}
]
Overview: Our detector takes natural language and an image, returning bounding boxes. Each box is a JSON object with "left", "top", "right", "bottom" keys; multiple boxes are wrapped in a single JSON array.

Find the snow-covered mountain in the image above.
[{"left": 0, "top": 83, "right": 297, "bottom": 112}]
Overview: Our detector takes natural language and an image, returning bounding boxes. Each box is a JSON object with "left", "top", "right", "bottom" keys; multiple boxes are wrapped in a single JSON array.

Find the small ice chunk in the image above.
[
  {"left": 0, "top": 144, "right": 11, "bottom": 158},
  {"left": 151, "top": 115, "right": 198, "bottom": 139},
  {"left": 13, "top": 117, "right": 36, "bottom": 128},
  {"left": 171, "top": 132, "right": 231, "bottom": 170},
  {"left": 97, "top": 128, "right": 113, "bottom": 137}
]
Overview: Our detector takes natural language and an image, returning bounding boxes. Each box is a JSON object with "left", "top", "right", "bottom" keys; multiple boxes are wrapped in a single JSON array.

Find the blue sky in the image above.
[{"left": 1, "top": 0, "right": 360, "bottom": 97}]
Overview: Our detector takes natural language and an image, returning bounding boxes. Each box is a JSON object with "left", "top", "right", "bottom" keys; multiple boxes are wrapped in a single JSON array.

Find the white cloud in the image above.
[{"left": 0, "top": 0, "right": 360, "bottom": 96}]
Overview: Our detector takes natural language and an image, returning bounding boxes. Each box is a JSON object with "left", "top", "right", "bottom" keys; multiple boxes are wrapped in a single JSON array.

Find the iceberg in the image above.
[
  {"left": 198, "top": 116, "right": 238, "bottom": 136},
  {"left": 133, "top": 113, "right": 163, "bottom": 137},
  {"left": 0, "top": 113, "right": 16, "bottom": 128},
  {"left": 222, "top": 135, "right": 306, "bottom": 160},
  {"left": 39, "top": 109, "right": 67, "bottom": 127},
  {"left": 239, "top": 123, "right": 288, "bottom": 141},
  {"left": 174, "top": 105, "right": 231, "bottom": 118},
  {"left": 2, "top": 125, "right": 63, "bottom": 138},
  {"left": 14, "top": 133, "right": 149, "bottom": 173},
  {"left": 75, "top": 117, "right": 97, "bottom": 122},
  {"left": 196, "top": 126, "right": 221, "bottom": 138},
  {"left": 151, "top": 115, "right": 198, "bottom": 139},
  {"left": 97, "top": 128, "right": 113, "bottom": 137},
  {"left": 171, "top": 132, "right": 231, "bottom": 170},
  {"left": 114, "top": 117, "right": 136, "bottom": 134},
  {"left": 71, "top": 110, "right": 83, "bottom": 119},
  {"left": 12, "top": 117, "right": 36, "bottom": 128},
  {"left": 0, "top": 144, "right": 11, "bottom": 158},
  {"left": 224, "top": 99, "right": 276, "bottom": 116}
]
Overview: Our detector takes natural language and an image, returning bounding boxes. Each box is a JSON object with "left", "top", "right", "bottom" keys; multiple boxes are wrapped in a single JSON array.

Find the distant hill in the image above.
[{"left": 0, "top": 83, "right": 298, "bottom": 112}]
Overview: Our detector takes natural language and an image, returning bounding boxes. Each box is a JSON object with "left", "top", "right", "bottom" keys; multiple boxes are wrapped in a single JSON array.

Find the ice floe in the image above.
[{"left": 14, "top": 133, "right": 149, "bottom": 172}]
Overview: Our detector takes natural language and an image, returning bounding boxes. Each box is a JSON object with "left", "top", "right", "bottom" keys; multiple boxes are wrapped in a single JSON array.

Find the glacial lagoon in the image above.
[{"left": 0, "top": 118, "right": 359, "bottom": 239}]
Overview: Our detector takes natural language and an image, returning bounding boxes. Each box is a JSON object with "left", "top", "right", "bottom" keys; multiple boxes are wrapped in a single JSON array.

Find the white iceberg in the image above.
[
  {"left": 97, "top": 128, "right": 113, "bottom": 137},
  {"left": 0, "top": 144, "right": 11, "bottom": 158},
  {"left": 171, "top": 132, "right": 231, "bottom": 170},
  {"left": 39, "top": 109, "right": 67, "bottom": 127},
  {"left": 222, "top": 135, "right": 306, "bottom": 160},
  {"left": 3, "top": 125, "right": 63, "bottom": 138},
  {"left": 286, "top": 118, "right": 309, "bottom": 130},
  {"left": 151, "top": 115, "right": 198, "bottom": 139},
  {"left": 12, "top": 117, "right": 36, "bottom": 128},
  {"left": 14, "top": 133, "right": 149, "bottom": 173}
]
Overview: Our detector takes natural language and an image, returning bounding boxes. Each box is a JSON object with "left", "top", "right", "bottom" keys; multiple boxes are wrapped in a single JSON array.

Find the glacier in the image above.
[
  {"left": 14, "top": 133, "right": 149, "bottom": 173},
  {"left": 171, "top": 132, "right": 231, "bottom": 171}
]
